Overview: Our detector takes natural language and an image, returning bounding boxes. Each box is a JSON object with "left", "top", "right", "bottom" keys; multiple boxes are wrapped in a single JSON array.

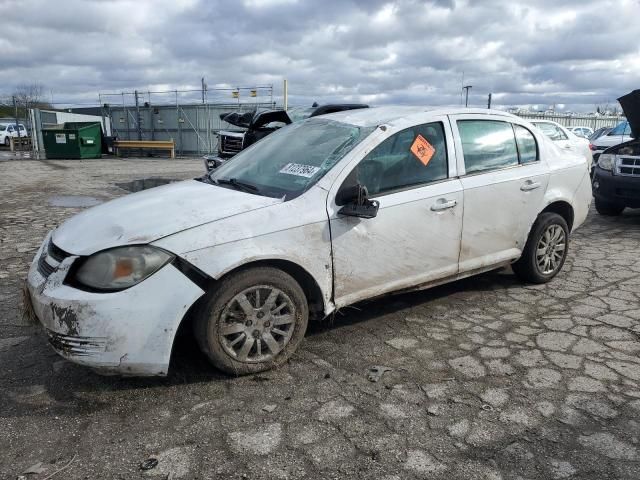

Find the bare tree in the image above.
[
  {"left": 13, "top": 82, "right": 52, "bottom": 110},
  {"left": 0, "top": 82, "right": 52, "bottom": 122}
]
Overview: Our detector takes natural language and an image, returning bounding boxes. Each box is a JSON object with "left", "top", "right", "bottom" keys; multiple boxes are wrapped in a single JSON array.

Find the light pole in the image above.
[{"left": 463, "top": 85, "right": 472, "bottom": 107}]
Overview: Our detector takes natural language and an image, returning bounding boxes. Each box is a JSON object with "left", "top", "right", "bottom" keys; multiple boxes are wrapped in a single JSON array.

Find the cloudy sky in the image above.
[{"left": 1, "top": 0, "right": 638, "bottom": 112}]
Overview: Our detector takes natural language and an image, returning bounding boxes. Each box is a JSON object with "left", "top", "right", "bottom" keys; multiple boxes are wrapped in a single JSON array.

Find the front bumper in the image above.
[
  {"left": 592, "top": 167, "right": 640, "bottom": 208},
  {"left": 27, "top": 234, "right": 205, "bottom": 376}
]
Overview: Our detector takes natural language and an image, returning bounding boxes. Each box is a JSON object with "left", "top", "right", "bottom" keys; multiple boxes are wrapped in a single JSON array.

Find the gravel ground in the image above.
[{"left": 1, "top": 157, "right": 639, "bottom": 480}]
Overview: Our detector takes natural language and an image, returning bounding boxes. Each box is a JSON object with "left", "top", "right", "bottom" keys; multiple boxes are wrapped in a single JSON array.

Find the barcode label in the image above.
[{"left": 279, "top": 163, "right": 320, "bottom": 178}]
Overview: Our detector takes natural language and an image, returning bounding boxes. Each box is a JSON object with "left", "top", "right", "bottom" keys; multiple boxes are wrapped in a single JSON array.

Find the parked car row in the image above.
[{"left": 27, "top": 106, "right": 592, "bottom": 376}]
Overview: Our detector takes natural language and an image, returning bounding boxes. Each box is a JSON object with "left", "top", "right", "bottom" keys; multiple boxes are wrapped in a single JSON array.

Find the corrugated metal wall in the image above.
[{"left": 108, "top": 102, "right": 278, "bottom": 155}]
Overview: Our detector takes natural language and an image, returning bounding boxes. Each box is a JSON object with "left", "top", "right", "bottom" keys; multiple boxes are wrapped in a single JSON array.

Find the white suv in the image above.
[
  {"left": 26, "top": 107, "right": 592, "bottom": 376},
  {"left": 0, "top": 123, "right": 27, "bottom": 146}
]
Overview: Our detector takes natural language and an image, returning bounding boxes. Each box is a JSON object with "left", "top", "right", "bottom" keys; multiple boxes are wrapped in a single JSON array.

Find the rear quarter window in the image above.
[{"left": 514, "top": 125, "right": 538, "bottom": 163}]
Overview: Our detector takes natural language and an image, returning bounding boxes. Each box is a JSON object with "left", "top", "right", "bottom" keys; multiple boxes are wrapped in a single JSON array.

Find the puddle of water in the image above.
[
  {"left": 48, "top": 195, "right": 102, "bottom": 208},
  {"left": 116, "top": 178, "right": 177, "bottom": 192}
]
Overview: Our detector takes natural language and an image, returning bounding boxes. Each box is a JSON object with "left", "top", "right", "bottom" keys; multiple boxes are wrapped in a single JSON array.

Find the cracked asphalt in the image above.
[{"left": 1, "top": 157, "right": 640, "bottom": 480}]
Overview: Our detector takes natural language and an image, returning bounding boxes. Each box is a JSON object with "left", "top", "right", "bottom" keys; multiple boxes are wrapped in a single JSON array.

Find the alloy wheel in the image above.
[
  {"left": 535, "top": 224, "right": 566, "bottom": 275},
  {"left": 219, "top": 285, "right": 296, "bottom": 363}
]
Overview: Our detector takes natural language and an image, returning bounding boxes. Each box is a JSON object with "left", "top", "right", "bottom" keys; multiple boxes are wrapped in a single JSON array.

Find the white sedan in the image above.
[
  {"left": 567, "top": 126, "right": 594, "bottom": 138},
  {"left": 27, "top": 107, "right": 592, "bottom": 376},
  {"left": 531, "top": 120, "right": 593, "bottom": 167}
]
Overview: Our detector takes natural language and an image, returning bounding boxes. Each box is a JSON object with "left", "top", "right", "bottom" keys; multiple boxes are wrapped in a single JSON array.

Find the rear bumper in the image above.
[
  {"left": 27, "top": 234, "right": 205, "bottom": 376},
  {"left": 592, "top": 167, "right": 640, "bottom": 208}
]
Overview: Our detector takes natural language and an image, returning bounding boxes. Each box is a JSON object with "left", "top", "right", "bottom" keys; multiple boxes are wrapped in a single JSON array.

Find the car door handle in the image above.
[
  {"left": 520, "top": 181, "right": 541, "bottom": 191},
  {"left": 430, "top": 199, "right": 457, "bottom": 211}
]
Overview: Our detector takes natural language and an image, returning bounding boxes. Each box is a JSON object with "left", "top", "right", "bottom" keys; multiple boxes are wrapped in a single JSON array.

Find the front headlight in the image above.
[
  {"left": 72, "top": 246, "right": 174, "bottom": 291},
  {"left": 598, "top": 154, "right": 616, "bottom": 171}
]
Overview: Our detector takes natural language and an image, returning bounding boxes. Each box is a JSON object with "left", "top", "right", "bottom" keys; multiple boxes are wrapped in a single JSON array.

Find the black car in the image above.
[
  {"left": 591, "top": 89, "right": 640, "bottom": 215},
  {"left": 205, "top": 103, "right": 368, "bottom": 170}
]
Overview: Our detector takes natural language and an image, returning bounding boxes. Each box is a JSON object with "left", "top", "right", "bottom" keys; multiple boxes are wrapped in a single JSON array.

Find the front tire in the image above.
[
  {"left": 194, "top": 267, "right": 308, "bottom": 375},
  {"left": 4, "top": 137, "right": 9, "bottom": 147},
  {"left": 594, "top": 197, "right": 624, "bottom": 216},
  {"left": 512, "top": 213, "right": 569, "bottom": 284}
]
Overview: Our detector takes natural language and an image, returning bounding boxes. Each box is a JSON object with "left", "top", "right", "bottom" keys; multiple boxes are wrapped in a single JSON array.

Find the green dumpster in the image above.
[{"left": 42, "top": 122, "right": 102, "bottom": 159}]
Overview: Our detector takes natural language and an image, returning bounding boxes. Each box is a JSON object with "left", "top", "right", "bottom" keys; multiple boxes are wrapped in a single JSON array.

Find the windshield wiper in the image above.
[{"left": 214, "top": 177, "right": 260, "bottom": 194}]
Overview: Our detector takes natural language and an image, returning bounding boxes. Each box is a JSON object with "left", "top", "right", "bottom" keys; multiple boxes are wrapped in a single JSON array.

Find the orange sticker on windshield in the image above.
[{"left": 410, "top": 134, "right": 435, "bottom": 166}]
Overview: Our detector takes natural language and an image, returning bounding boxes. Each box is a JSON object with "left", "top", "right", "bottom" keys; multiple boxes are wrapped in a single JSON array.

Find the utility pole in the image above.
[
  {"left": 283, "top": 79, "right": 288, "bottom": 111},
  {"left": 201, "top": 77, "right": 206, "bottom": 104},
  {"left": 13, "top": 95, "right": 21, "bottom": 142},
  {"left": 463, "top": 85, "right": 472, "bottom": 107},
  {"left": 134, "top": 90, "right": 142, "bottom": 141},
  {"left": 487, "top": 93, "right": 492, "bottom": 109}
]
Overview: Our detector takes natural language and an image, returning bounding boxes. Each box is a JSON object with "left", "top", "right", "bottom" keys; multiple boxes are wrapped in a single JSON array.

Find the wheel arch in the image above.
[
  {"left": 227, "top": 259, "right": 326, "bottom": 319},
  {"left": 540, "top": 200, "right": 575, "bottom": 232},
  {"left": 169, "top": 257, "right": 327, "bottom": 372}
]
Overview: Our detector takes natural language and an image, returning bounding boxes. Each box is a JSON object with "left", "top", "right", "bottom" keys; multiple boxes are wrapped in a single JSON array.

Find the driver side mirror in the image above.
[{"left": 337, "top": 183, "right": 379, "bottom": 219}]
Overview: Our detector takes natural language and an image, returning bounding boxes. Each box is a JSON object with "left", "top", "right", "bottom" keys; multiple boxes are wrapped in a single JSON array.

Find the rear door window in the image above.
[{"left": 457, "top": 120, "right": 519, "bottom": 174}]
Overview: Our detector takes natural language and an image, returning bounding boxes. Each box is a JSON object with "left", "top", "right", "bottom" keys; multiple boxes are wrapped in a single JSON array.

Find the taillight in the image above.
[{"left": 589, "top": 143, "right": 597, "bottom": 151}]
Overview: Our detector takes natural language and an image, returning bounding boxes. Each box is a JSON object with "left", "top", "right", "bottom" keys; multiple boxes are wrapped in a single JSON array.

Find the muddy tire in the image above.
[
  {"left": 512, "top": 212, "right": 569, "bottom": 284},
  {"left": 194, "top": 267, "right": 308, "bottom": 375},
  {"left": 594, "top": 197, "right": 624, "bottom": 216}
]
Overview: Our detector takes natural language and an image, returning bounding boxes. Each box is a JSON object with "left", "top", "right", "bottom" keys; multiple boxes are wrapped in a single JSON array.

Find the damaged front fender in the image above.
[{"left": 27, "top": 248, "right": 205, "bottom": 376}]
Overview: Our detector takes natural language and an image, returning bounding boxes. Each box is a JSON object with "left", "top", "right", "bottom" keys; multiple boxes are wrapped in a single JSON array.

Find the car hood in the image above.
[
  {"left": 593, "top": 134, "right": 627, "bottom": 148},
  {"left": 618, "top": 90, "right": 640, "bottom": 139},
  {"left": 52, "top": 179, "right": 282, "bottom": 255}
]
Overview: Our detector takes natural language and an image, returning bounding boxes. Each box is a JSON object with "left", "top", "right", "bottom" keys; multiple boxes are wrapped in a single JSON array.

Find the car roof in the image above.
[{"left": 320, "top": 105, "right": 519, "bottom": 127}]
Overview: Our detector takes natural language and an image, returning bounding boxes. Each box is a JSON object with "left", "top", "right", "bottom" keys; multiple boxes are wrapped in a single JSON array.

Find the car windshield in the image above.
[
  {"left": 209, "top": 118, "right": 375, "bottom": 200},
  {"left": 609, "top": 121, "right": 630, "bottom": 136}
]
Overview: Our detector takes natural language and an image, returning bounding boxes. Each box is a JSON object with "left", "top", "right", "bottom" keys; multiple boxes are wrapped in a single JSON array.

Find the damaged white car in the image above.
[{"left": 27, "top": 107, "right": 592, "bottom": 376}]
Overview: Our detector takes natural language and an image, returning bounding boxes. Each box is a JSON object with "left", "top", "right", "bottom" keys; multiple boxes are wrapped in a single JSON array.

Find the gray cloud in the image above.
[{"left": 0, "top": 0, "right": 638, "bottom": 111}]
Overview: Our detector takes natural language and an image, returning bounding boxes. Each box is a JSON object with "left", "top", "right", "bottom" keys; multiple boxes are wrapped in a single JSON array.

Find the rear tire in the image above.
[
  {"left": 513, "top": 213, "right": 569, "bottom": 284},
  {"left": 594, "top": 198, "right": 624, "bottom": 216},
  {"left": 4, "top": 137, "right": 9, "bottom": 147},
  {"left": 194, "top": 267, "right": 308, "bottom": 375}
]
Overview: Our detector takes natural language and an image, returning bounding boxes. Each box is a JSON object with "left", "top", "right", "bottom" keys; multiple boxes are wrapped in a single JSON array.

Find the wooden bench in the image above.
[{"left": 114, "top": 140, "right": 175, "bottom": 159}]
